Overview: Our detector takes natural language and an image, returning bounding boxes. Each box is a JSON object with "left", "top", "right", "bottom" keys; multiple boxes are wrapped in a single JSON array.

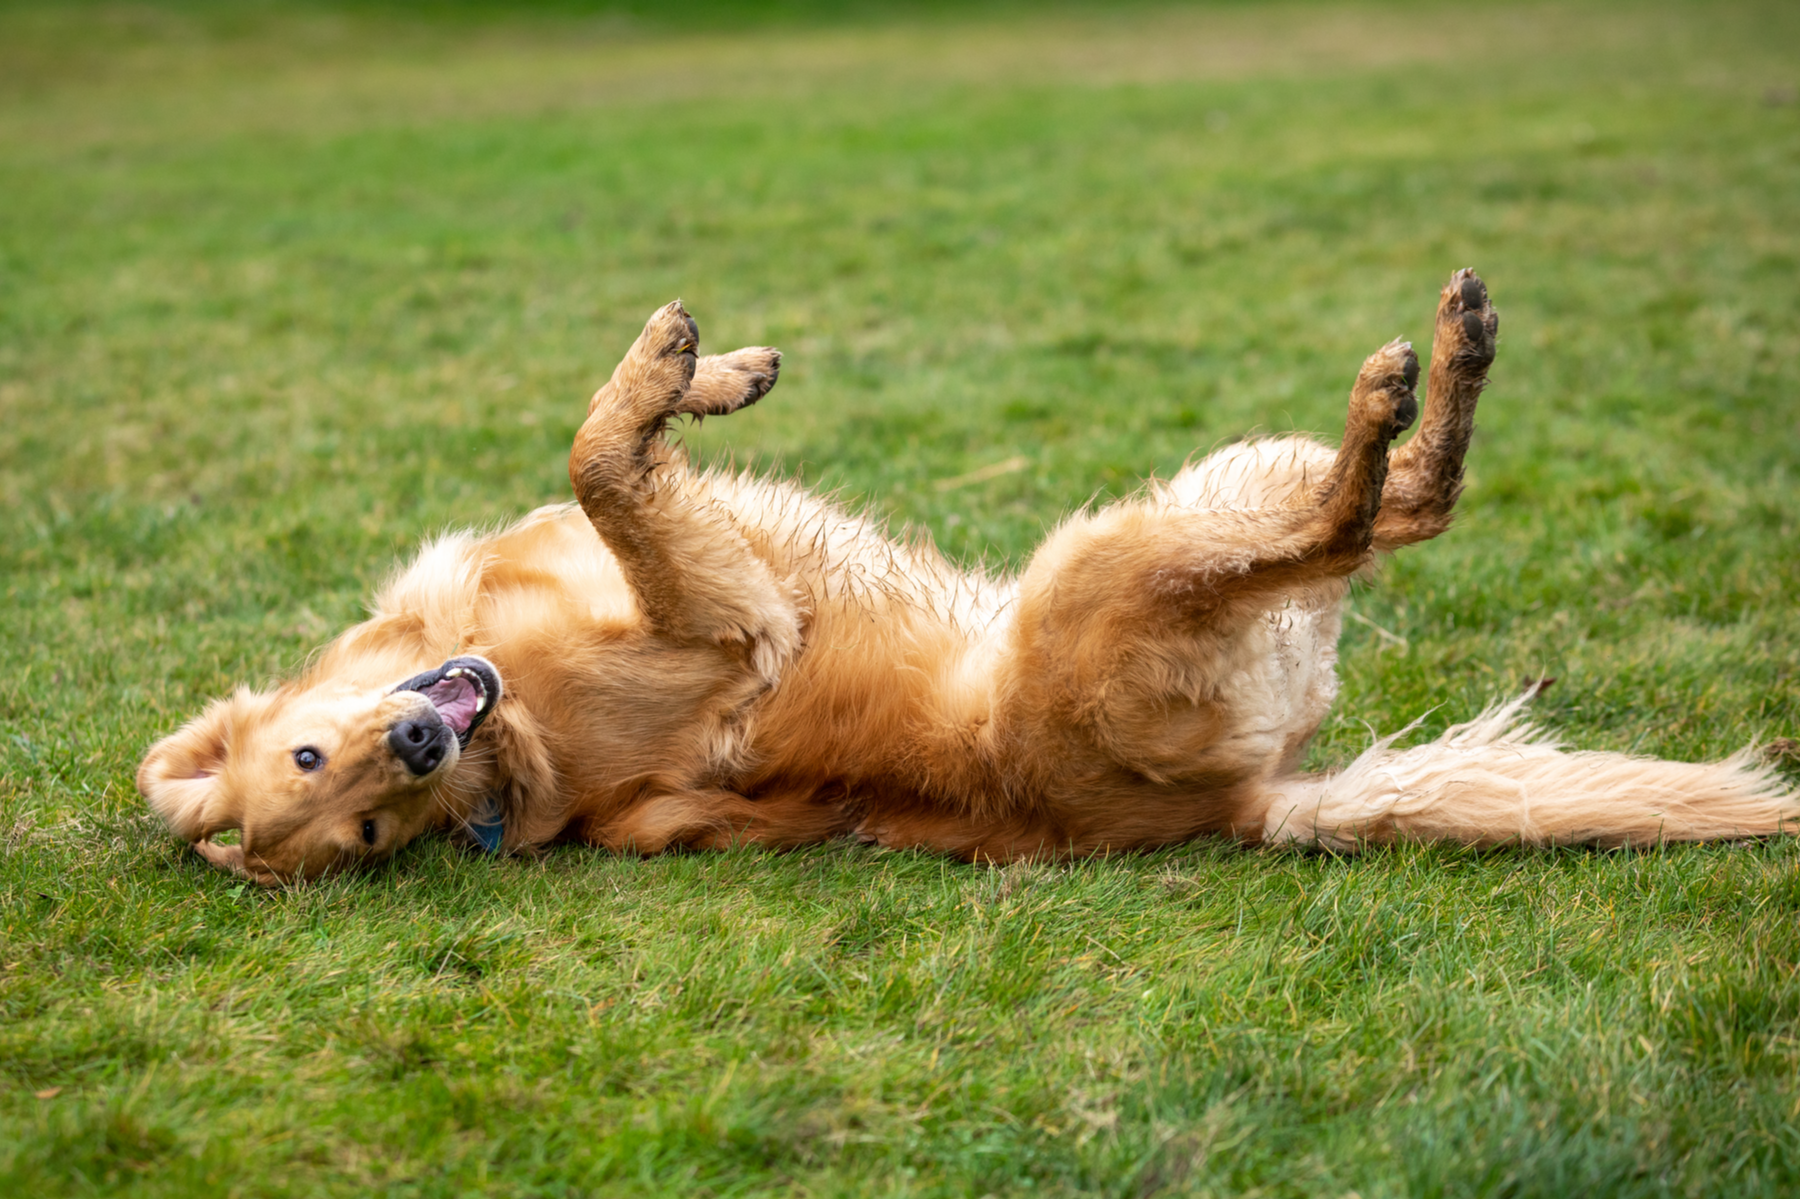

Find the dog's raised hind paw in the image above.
[
  {"left": 1349, "top": 338, "right": 1420, "bottom": 439},
  {"left": 1437, "top": 268, "right": 1498, "bottom": 375}
]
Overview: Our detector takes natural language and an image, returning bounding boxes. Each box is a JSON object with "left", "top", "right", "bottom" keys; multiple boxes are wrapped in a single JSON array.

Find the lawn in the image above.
[{"left": 2, "top": 0, "right": 1799, "bottom": 1194}]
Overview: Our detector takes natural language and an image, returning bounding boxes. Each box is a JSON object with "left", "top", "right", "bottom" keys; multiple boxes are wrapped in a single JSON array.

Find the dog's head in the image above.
[{"left": 137, "top": 656, "right": 500, "bottom": 885}]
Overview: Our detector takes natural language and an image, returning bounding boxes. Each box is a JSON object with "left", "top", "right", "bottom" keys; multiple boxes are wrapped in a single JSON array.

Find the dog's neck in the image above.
[{"left": 427, "top": 689, "right": 564, "bottom": 852}]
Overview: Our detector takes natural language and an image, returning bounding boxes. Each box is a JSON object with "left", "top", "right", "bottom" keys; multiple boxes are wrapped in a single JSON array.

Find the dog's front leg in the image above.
[
  {"left": 571, "top": 302, "right": 800, "bottom": 684},
  {"left": 584, "top": 785, "right": 854, "bottom": 852}
]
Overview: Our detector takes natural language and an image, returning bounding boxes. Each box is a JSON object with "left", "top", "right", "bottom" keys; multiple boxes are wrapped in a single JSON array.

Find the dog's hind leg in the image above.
[
  {"left": 965, "top": 342, "right": 1417, "bottom": 809},
  {"left": 1374, "top": 268, "right": 1498, "bottom": 550},
  {"left": 1019, "top": 337, "right": 1420, "bottom": 632},
  {"left": 1164, "top": 271, "right": 1496, "bottom": 549},
  {"left": 571, "top": 302, "right": 801, "bottom": 682}
]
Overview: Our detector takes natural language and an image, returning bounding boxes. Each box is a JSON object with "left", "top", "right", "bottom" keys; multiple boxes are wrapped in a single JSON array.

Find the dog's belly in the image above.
[{"left": 1245, "top": 599, "right": 1343, "bottom": 772}]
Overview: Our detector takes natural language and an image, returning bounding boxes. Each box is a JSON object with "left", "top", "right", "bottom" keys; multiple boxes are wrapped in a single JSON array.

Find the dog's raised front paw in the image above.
[
  {"left": 680, "top": 346, "right": 782, "bottom": 418},
  {"left": 590, "top": 300, "right": 703, "bottom": 421},
  {"left": 637, "top": 298, "right": 701, "bottom": 385}
]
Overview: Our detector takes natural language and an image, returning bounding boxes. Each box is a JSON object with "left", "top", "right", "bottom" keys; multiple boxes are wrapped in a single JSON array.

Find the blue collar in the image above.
[{"left": 470, "top": 797, "right": 505, "bottom": 854}]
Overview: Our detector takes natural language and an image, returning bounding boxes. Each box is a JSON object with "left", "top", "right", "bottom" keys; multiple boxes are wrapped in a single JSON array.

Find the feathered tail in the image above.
[{"left": 1260, "top": 692, "right": 1800, "bottom": 850}]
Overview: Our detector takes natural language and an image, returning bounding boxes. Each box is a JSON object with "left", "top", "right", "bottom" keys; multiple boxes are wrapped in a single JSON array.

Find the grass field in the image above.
[{"left": 3, "top": 0, "right": 1800, "bottom": 1194}]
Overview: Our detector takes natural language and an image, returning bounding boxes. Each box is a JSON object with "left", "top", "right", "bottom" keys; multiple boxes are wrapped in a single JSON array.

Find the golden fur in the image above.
[{"left": 138, "top": 271, "right": 1799, "bottom": 884}]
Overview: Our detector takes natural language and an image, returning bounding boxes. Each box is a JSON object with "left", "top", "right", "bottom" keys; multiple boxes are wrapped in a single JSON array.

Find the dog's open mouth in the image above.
[{"left": 391, "top": 655, "right": 502, "bottom": 748}]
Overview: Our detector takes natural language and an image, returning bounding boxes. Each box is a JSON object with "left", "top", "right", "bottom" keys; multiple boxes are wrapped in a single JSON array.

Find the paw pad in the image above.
[
  {"left": 1441, "top": 269, "right": 1498, "bottom": 366},
  {"left": 1459, "top": 273, "right": 1486, "bottom": 311}
]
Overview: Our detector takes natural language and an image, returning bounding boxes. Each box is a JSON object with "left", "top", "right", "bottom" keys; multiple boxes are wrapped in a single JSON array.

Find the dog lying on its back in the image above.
[{"left": 138, "top": 271, "right": 1799, "bottom": 884}]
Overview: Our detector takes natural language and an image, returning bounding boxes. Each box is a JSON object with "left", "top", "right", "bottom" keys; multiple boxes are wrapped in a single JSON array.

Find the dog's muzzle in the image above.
[{"left": 390, "top": 655, "right": 502, "bottom": 754}]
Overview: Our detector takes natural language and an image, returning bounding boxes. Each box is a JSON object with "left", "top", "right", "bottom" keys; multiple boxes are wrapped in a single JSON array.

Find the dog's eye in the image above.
[
  {"left": 361, "top": 819, "right": 377, "bottom": 846},
  {"left": 293, "top": 747, "right": 324, "bottom": 772}
]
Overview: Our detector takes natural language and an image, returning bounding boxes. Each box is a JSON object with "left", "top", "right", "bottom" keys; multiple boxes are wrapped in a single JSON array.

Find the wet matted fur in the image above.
[{"left": 138, "top": 271, "right": 1800, "bottom": 884}]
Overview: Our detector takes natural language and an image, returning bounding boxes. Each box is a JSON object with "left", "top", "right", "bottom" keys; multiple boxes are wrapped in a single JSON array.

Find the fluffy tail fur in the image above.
[{"left": 1260, "top": 692, "right": 1800, "bottom": 850}]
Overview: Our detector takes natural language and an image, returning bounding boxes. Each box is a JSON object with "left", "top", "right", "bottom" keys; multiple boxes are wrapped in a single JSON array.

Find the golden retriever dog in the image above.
[{"left": 138, "top": 271, "right": 1799, "bottom": 884}]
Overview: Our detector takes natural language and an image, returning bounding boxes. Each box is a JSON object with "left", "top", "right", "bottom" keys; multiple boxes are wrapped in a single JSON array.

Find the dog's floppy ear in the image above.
[{"left": 137, "top": 692, "right": 250, "bottom": 840}]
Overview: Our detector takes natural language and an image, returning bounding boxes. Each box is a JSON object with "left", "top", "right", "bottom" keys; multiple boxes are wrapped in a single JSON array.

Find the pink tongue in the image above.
[{"left": 422, "top": 676, "right": 480, "bottom": 734}]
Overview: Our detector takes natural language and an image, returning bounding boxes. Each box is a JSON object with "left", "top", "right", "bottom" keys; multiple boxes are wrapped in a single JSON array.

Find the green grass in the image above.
[{"left": 4, "top": 0, "right": 1800, "bottom": 1193}]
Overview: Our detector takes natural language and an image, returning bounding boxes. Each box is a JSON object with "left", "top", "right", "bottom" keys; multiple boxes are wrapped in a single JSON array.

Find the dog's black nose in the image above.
[{"left": 388, "top": 712, "right": 451, "bottom": 776}]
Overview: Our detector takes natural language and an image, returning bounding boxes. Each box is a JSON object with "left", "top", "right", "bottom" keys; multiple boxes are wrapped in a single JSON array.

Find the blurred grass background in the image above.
[{"left": 2, "top": 0, "right": 1798, "bottom": 1194}]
